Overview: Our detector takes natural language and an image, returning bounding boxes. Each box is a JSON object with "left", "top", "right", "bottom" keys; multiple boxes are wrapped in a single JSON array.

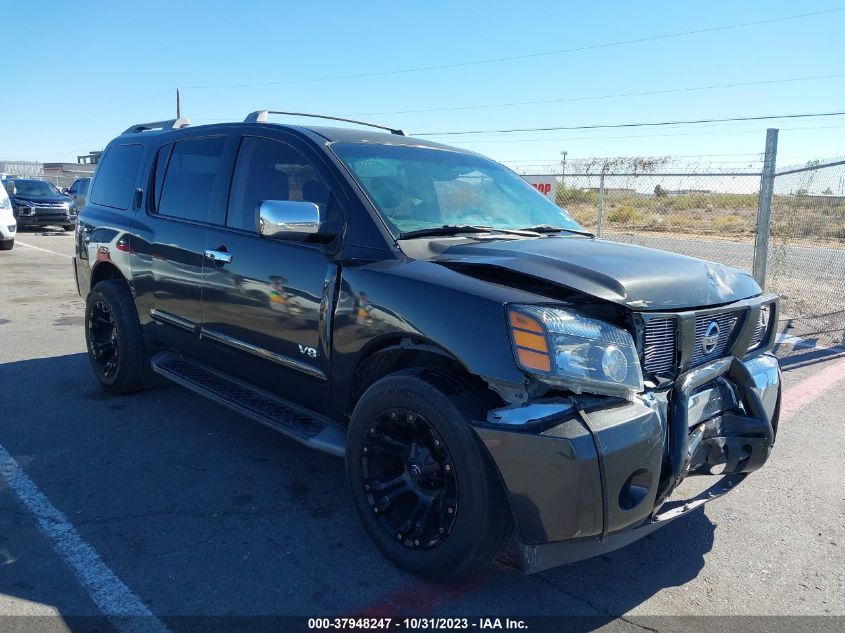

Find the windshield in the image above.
[
  {"left": 10, "top": 180, "right": 61, "bottom": 197},
  {"left": 331, "top": 143, "right": 582, "bottom": 236}
]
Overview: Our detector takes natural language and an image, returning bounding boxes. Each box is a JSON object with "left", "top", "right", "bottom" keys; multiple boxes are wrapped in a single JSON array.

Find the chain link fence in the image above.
[
  {"left": 767, "top": 159, "right": 845, "bottom": 347},
  {"left": 518, "top": 143, "right": 845, "bottom": 349}
]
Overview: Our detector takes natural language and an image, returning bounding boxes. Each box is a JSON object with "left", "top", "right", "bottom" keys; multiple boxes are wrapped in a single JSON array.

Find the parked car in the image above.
[
  {"left": 66, "top": 177, "right": 92, "bottom": 211},
  {"left": 0, "top": 183, "right": 16, "bottom": 250},
  {"left": 74, "top": 113, "right": 782, "bottom": 579},
  {"left": 3, "top": 178, "right": 78, "bottom": 231}
]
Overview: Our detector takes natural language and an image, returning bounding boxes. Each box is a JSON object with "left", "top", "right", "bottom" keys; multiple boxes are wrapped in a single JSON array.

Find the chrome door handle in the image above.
[{"left": 204, "top": 249, "right": 232, "bottom": 264}]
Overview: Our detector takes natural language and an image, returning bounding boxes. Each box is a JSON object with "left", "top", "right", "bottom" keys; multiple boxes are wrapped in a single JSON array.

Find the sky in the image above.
[{"left": 2, "top": 0, "right": 844, "bottom": 172}]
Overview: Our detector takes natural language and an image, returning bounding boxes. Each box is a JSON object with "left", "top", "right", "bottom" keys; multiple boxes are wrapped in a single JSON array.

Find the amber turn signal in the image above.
[{"left": 510, "top": 310, "right": 551, "bottom": 373}]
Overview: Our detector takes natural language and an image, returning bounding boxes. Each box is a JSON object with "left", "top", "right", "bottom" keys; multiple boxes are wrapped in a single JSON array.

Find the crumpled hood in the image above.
[{"left": 423, "top": 236, "right": 761, "bottom": 310}]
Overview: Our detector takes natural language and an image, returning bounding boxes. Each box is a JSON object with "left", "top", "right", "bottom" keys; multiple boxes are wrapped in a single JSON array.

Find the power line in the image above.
[
  {"left": 182, "top": 7, "right": 843, "bottom": 89},
  {"left": 417, "top": 111, "right": 845, "bottom": 136},
  {"left": 447, "top": 123, "right": 845, "bottom": 145},
  {"left": 501, "top": 153, "right": 764, "bottom": 161},
  {"left": 353, "top": 73, "right": 844, "bottom": 116}
]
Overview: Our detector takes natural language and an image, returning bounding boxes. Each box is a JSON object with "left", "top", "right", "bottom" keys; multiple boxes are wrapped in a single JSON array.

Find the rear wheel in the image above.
[
  {"left": 85, "top": 280, "right": 150, "bottom": 393},
  {"left": 0, "top": 239, "right": 13, "bottom": 251},
  {"left": 346, "top": 370, "right": 512, "bottom": 580}
]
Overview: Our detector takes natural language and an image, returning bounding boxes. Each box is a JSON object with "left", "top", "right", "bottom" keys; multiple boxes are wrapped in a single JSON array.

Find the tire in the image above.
[
  {"left": 85, "top": 279, "right": 151, "bottom": 393},
  {"left": 0, "top": 239, "right": 12, "bottom": 251},
  {"left": 346, "top": 369, "right": 512, "bottom": 580},
  {"left": 63, "top": 224, "right": 76, "bottom": 232}
]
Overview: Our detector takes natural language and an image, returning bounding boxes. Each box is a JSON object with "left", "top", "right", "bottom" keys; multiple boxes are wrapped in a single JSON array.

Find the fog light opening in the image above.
[{"left": 618, "top": 468, "right": 651, "bottom": 511}]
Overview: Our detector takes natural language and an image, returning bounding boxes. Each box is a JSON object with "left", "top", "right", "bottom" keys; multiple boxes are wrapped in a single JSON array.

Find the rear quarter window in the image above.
[
  {"left": 157, "top": 136, "right": 227, "bottom": 223},
  {"left": 89, "top": 144, "right": 143, "bottom": 210}
]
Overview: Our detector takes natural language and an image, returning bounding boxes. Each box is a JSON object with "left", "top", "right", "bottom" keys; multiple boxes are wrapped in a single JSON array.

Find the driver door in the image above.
[{"left": 197, "top": 134, "right": 337, "bottom": 413}]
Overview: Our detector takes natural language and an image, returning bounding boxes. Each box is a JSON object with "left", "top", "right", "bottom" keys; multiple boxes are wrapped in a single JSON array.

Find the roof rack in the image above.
[
  {"left": 244, "top": 110, "right": 407, "bottom": 136},
  {"left": 122, "top": 118, "right": 191, "bottom": 135}
]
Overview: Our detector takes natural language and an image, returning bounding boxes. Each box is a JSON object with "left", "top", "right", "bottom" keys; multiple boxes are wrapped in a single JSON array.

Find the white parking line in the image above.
[
  {"left": 0, "top": 443, "right": 170, "bottom": 633},
  {"left": 15, "top": 241, "right": 73, "bottom": 259}
]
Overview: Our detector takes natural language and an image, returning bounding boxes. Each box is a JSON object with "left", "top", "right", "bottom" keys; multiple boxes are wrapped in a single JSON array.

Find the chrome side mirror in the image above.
[{"left": 258, "top": 200, "right": 320, "bottom": 241}]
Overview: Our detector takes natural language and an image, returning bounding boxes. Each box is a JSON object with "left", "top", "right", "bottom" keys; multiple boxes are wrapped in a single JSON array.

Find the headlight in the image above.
[
  {"left": 13, "top": 200, "right": 34, "bottom": 215},
  {"left": 0, "top": 197, "right": 10, "bottom": 210},
  {"left": 508, "top": 305, "right": 644, "bottom": 398}
]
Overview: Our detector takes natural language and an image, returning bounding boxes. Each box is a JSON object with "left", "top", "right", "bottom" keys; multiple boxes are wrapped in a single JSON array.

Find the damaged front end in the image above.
[{"left": 474, "top": 296, "right": 781, "bottom": 574}]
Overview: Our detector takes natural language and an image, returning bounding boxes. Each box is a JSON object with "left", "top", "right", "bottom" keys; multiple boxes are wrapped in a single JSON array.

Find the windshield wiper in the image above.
[
  {"left": 398, "top": 225, "right": 540, "bottom": 239},
  {"left": 518, "top": 224, "right": 594, "bottom": 237}
]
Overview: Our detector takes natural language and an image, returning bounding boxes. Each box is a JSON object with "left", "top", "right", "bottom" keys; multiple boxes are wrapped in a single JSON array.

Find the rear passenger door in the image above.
[
  {"left": 130, "top": 133, "right": 236, "bottom": 353},
  {"left": 196, "top": 133, "right": 336, "bottom": 413}
]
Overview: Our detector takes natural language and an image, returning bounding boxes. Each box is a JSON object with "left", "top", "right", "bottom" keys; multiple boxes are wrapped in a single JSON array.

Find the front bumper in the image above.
[
  {"left": 14, "top": 208, "right": 77, "bottom": 227},
  {"left": 475, "top": 353, "right": 781, "bottom": 573}
]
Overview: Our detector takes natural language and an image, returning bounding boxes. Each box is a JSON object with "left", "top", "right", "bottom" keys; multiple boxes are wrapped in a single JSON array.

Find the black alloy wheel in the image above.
[
  {"left": 84, "top": 279, "right": 151, "bottom": 393},
  {"left": 88, "top": 300, "right": 119, "bottom": 378},
  {"left": 362, "top": 407, "right": 458, "bottom": 550},
  {"left": 346, "top": 370, "right": 512, "bottom": 580}
]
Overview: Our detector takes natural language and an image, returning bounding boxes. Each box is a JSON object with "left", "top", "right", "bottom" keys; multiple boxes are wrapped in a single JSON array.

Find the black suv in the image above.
[
  {"left": 4, "top": 178, "right": 79, "bottom": 231},
  {"left": 74, "top": 113, "right": 782, "bottom": 579}
]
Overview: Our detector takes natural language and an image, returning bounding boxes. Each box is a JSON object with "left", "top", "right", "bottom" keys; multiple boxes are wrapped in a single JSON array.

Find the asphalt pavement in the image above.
[{"left": 1, "top": 230, "right": 843, "bottom": 633}]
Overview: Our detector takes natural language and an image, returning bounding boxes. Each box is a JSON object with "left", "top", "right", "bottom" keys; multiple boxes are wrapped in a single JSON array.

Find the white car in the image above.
[{"left": 0, "top": 183, "right": 16, "bottom": 250}]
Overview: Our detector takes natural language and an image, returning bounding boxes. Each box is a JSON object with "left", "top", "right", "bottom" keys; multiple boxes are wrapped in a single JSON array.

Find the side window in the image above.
[
  {"left": 79, "top": 179, "right": 89, "bottom": 194},
  {"left": 227, "top": 136, "right": 331, "bottom": 232},
  {"left": 68, "top": 180, "right": 78, "bottom": 194},
  {"left": 158, "top": 136, "right": 226, "bottom": 223},
  {"left": 89, "top": 144, "right": 143, "bottom": 210}
]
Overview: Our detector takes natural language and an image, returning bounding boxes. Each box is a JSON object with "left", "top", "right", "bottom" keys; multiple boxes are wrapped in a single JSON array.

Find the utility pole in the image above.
[
  {"left": 752, "top": 128, "right": 778, "bottom": 289},
  {"left": 560, "top": 150, "right": 568, "bottom": 188},
  {"left": 176, "top": 89, "right": 181, "bottom": 118},
  {"left": 596, "top": 159, "right": 608, "bottom": 238}
]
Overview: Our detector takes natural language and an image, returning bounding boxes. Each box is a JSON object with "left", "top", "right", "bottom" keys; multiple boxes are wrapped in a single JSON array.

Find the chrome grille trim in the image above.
[
  {"left": 692, "top": 312, "right": 739, "bottom": 365},
  {"left": 748, "top": 304, "right": 770, "bottom": 349},
  {"left": 643, "top": 317, "right": 676, "bottom": 374},
  {"left": 31, "top": 201, "right": 67, "bottom": 208}
]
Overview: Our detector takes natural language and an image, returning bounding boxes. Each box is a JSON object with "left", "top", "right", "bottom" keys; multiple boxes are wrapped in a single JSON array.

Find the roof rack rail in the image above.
[
  {"left": 122, "top": 118, "right": 191, "bottom": 135},
  {"left": 244, "top": 110, "right": 407, "bottom": 136}
]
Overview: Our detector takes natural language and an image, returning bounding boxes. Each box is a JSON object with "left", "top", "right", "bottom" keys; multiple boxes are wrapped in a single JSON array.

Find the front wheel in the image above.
[
  {"left": 85, "top": 279, "right": 150, "bottom": 393},
  {"left": 346, "top": 370, "right": 512, "bottom": 580},
  {"left": 0, "top": 239, "right": 13, "bottom": 251},
  {"left": 63, "top": 224, "right": 76, "bottom": 232}
]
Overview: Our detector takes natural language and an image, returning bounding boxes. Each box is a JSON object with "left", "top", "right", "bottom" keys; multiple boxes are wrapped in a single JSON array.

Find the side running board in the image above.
[{"left": 150, "top": 351, "right": 346, "bottom": 457}]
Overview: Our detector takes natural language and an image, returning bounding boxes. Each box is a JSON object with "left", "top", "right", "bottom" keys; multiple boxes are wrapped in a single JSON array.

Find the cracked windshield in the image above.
[{"left": 332, "top": 142, "right": 582, "bottom": 235}]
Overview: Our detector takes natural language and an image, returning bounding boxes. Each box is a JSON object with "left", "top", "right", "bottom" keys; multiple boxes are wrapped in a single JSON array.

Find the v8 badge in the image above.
[{"left": 298, "top": 345, "right": 318, "bottom": 359}]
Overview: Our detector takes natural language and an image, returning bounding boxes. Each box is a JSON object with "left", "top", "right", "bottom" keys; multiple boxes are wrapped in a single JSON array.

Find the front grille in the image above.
[
  {"left": 643, "top": 310, "right": 743, "bottom": 374},
  {"left": 748, "top": 304, "right": 771, "bottom": 350},
  {"left": 643, "top": 317, "right": 676, "bottom": 374},
  {"left": 692, "top": 312, "right": 739, "bottom": 365},
  {"left": 32, "top": 201, "right": 66, "bottom": 208}
]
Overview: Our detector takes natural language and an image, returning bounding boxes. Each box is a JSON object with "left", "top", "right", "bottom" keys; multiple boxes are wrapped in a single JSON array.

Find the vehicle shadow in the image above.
[
  {"left": 0, "top": 352, "right": 716, "bottom": 628},
  {"left": 527, "top": 509, "right": 714, "bottom": 619},
  {"left": 775, "top": 344, "right": 845, "bottom": 371}
]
